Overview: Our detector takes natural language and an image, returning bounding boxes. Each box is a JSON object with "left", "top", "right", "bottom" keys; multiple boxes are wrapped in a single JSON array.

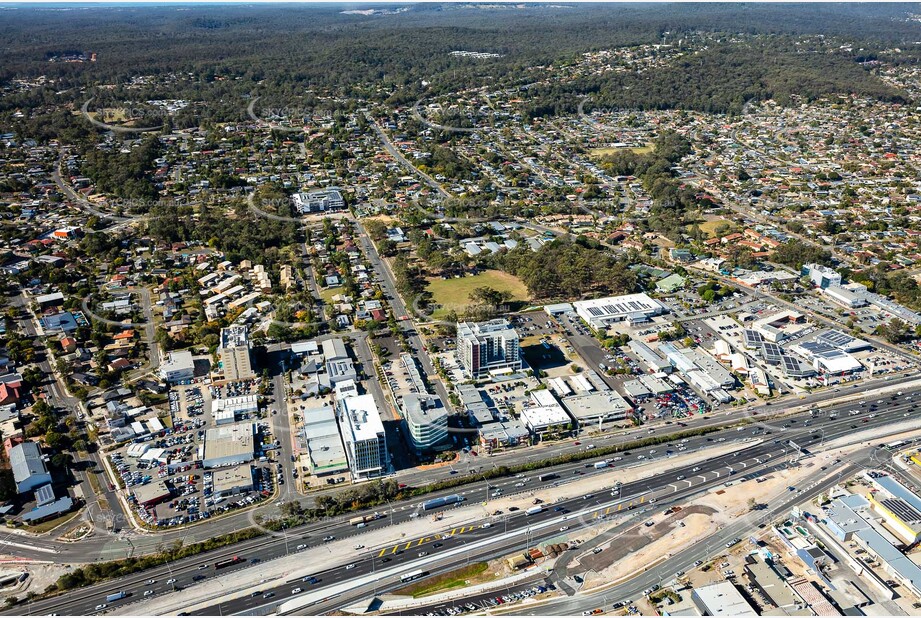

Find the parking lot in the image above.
[{"left": 110, "top": 383, "right": 278, "bottom": 529}]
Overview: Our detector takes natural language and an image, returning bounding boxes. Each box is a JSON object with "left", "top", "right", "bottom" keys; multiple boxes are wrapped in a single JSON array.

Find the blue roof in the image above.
[{"left": 22, "top": 497, "right": 73, "bottom": 523}]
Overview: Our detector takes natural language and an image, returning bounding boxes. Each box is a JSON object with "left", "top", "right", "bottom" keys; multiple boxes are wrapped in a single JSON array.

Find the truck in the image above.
[
  {"left": 421, "top": 494, "right": 464, "bottom": 512},
  {"left": 593, "top": 461, "right": 608, "bottom": 470},
  {"left": 105, "top": 592, "right": 128, "bottom": 603},
  {"left": 214, "top": 556, "right": 245, "bottom": 569},
  {"left": 526, "top": 506, "right": 544, "bottom": 516},
  {"left": 349, "top": 513, "right": 379, "bottom": 526}
]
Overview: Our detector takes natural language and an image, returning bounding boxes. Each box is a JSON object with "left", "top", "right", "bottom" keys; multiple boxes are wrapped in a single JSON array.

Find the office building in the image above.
[
  {"left": 457, "top": 319, "right": 521, "bottom": 379},
  {"left": 401, "top": 393, "right": 449, "bottom": 455},
  {"left": 292, "top": 189, "right": 345, "bottom": 214},
  {"left": 339, "top": 395, "right": 388, "bottom": 480},
  {"left": 159, "top": 350, "right": 195, "bottom": 384},
  {"left": 691, "top": 581, "right": 758, "bottom": 616},
  {"left": 802, "top": 263, "right": 842, "bottom": 289},
  {"left": 220, "top": 325, "right": 255, "bottom": 381}
]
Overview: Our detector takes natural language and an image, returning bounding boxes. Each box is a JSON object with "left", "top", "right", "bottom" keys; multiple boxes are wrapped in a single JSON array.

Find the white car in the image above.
[
  {"left": 481, "top": 522, "right": 492, "bottom": 528},
  {"left": 560, "top": 526, "right": 569, "bottom": 531},
  {"left": 345, "top": 564, "right": 356, "bottom": 570},
  {"left": 95, "top": 605, "right": 107, "bottom": 611},
  {"left": 146, "top": 579, "right": 156, "bottom": 584},
  {"left": 166, "top": 579, "right": 176, "bottom": 585},
  {"left": 143, "top": 590, "right": 154, "bottom": 597},
  {"left": 296, "top": 544, "right": 307, "bottom": 550},
  {"left": 354, "top": 544, "right": 365, "bottom": 550},
  {"left": 291, "top": 588, "right": 303, "bottom": 595}
]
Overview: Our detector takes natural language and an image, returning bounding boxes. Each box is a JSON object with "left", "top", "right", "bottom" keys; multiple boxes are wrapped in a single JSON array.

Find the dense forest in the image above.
[
  {"left": 498, "top": 237, "right": 639, "bottom": 300},
  {"left": 1, "top": 4, "right": 918, "bottom": 128}
]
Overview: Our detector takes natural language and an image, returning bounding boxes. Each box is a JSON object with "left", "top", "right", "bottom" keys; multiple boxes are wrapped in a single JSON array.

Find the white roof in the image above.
[
  {"left": 340, "top": 395, "right": 384, "bottom": 442},
  {"left": 573, "top": 293, "right": 667, "bottom": 320},
  {"left": 519, "top": 405, "right": 571, "bottom": 428}
]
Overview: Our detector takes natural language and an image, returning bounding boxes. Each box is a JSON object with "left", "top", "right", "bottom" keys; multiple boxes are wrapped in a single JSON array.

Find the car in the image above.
[
  {"left": 323, "top": 536, "right": 335, "bottom": 542},
  {"left": 354, "top": 544, "right": 365, "bottom": 550},
  {"left": 166, "top": 579, "right": 176, "bottom": 585},
  {"left": 146, "top": 579, "right": 156, "bottom": 585},
  {"left": 433, "top": 542, "right": 443, "bottom": 548},
  {"left": 692, "top": 466, "right": 701, "bottom": 472},
  {"left": 291, "top": 588, "right": 303, "bottom": 595},
  {"left": 509, "top": 506, "right": 519, "bottom": 511},
  {"left": 95, "top": 604, "right": 107, "bottom": 611},
  {"left": 419, "top": 551, "right": 428, "bottom": 557},
  {"left": 676, "top": 475, "right": 685, "bottom": 480},
  {"left": 192, "top": 575, "right": 206, "bottom": 581},
  {"left": 296, "top": 544, "right": 308, "bottom": 550},
  {"left": 560, "top": 526, "right": 569, "bottom": 531},
  {"left": 694, "top": 560, "right": 703, "bottom": 567},
  {"left": 198, "top": 564, "right": 208, "bottom": 570},
  {"left": 250, "top": 591, "right": 262, "bottom": 598},
  {"left": 345, "top": 564, "right": 356, "bottom": 570},
  {"left": 263, "top": 592, "right": 275, "bottom": 599},
  {"left": 303, "top": 576, "right": 319, "bottom": 584},
  {"left": 144, "top": 590, "right": 154, "bottom": 597}
]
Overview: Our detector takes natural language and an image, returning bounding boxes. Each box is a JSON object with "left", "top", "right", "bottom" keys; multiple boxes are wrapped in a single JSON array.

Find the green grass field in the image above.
[
  {"left": 395, "top": 562, "right": 489, "bottom": 598},
  {"left": 695, "top": 218, "right": 737, "bottom": 239},
  {"left": 589, "top": 143, "right": 654, "bottom": 158},
  {"left": 426, "top": 270, "right": 529, "bottom": 319}
]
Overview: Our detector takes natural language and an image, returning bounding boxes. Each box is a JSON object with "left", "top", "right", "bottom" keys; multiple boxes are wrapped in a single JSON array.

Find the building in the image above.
[
  {"left": 456, "top": 319, "right": 521, "bottom": 379},
  {"left": 339, "top": 395, "right": 388, "bottom": 480},
  {"left": 220, "top": 325, "right": 255, "bottom": 381},
  {"left": 573, "top": 293, "right": 669, "bottom": 329},
  {"left": 824, "top": 285, "right": 868, "bottom": 308},
  {"left": 212, "top": 465, "right": 255, "bottom": 498},
  {"left": 401, "top": 393, "right": 449, "bottom": 455},
  {"left": 627, "top": 340, "right": 672, "bottom": 373},
  {"left": 22, "top": 496, "right": 74, "bottom": 524},
  {"left": 792, "top": 341, "right": 863, "bottom": 375},
  {"left": 691, "top": 581, "right": 758, "bottom": 616},
  {"left": 518, "top": 389, "right": 572, "bottom": 435},
  {"left": 35, "top": 292, "right": 64, "bottom": 312},
  {"left": 323, "top": 338, "right": 357, "bottom": 385},
  {"left": 802, "top": 263, "right": 842, "bottom": 289},
  {"left": 292, "top": 189, "right": 345, "bottom": 214},
  {"left": 865, "top": 473, "right": 921, "bottom": 544},
  {"left": 159, "top": 350, "right": 195, "bottom": 384},
  {"left": 10, "top": 442, "right": 51, "bottom": 493},
  {"left": 132, "top": 479, "right": 172, "bottom": 506},
  {"left": 212, "top": 395, "right": 258, "bottom": 424},
  {"left": 303, "top": 405, "right": 349, "bottom": 477},
  {"left": 202, "top": 423, "right": 255, "bottom": 468}
]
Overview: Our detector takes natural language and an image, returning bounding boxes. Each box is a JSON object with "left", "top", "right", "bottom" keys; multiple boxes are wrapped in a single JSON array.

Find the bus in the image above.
[
  {"left": 538, "top": 473, "right": 558, "bottom": 482},
  {"left": 215, "top": 556, "right": 245, "bottom": 569},
  {"left": 400, "top": 569, "right": 428, "bottom": 583},
  {"left": 885, "top": 440, "right": 908, "bottom": 451}
]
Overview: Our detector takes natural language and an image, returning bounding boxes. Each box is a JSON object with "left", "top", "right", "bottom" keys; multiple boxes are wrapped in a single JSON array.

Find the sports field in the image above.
[{"left": 426, "top": 270, "right": 529, "bottom": 319}]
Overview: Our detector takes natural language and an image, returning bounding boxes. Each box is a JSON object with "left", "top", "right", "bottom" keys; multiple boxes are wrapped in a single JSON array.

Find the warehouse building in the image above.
[
  {"left": 691, "top": 581, "right": 758, "bottom": 616},
  {"left": 212, "top": 395, "right": 258, "bottom": 425},
  {"left": 132, "top": 479, "right": 173, "bottom": 506},
  {"left": 627, "top": 340, "right": 672, "bottom": 373},
  {"left": 824, "top": 284, "right": 868, "bottom": 309},
  {"left": 865, "top": 472, "right": 921, "bottom": 544},
  {"left": 573, "top": 293, "right": 669, "bottom": 329},
  {"left": 302, "top": 405, "right": 349, "bottom": 477},
  {"left": 202, "top": 423, "right": 256, "bottom": 468},
  {"left": 518, "top": 390, "right": 572, "bottom": 434},
  {"left": 792, "top": 341, "right": 863, "bottom": 375}
]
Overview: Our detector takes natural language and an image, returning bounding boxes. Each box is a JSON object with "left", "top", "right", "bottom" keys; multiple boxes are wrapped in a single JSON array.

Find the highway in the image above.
[{"left": 27, "top": 389, "right": 912, "bottom": 618}]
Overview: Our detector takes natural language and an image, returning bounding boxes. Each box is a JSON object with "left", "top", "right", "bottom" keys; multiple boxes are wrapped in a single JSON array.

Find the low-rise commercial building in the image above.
[
  {"left": 212, "top": 465, "right": 255, "bottom": 497},
  {"left": 220, "top": 325, "right": 255, "bottom": 381},
  {"left": 10, "top": 442, "right": 51, "bottom": 494},
  {"left": 302, "top": 405, "right": 349, "bottom": 477},
  {"left": 160, "top": 350, "right": 195, "bottom": 384},
  {"left": 691, "top": 581, "right": 758, "bottom": 616},
  {"left": 202, "top": 423, "right": 255, "bottom": 468},
  {"left": 573, "top": 293, "right": 669, "bottom": 328}
]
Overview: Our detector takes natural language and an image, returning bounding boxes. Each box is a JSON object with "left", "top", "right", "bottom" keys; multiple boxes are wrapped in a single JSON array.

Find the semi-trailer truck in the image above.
[
  {"left": 421, "top": 494, "right": 464, "bottom": 511},
  {"left": 105, "top": 592, "right": 127, "bottom": 602},
  {"left": 593, "top": 461, "right": 608, "bottom": 470},
  {"left": 349, "top": 513, "right": 380, "bottom": 526},
  {"left": 526, "top": 506, "right": 544, "bottom": 515}
]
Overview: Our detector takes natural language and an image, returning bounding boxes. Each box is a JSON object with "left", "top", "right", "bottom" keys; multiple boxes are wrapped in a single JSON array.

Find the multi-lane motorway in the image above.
[{"left": 16, "top": 387, "right": 915, "bottom": 617}]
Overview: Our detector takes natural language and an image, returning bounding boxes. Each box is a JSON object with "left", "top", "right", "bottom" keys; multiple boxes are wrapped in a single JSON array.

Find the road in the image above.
[
  {"left": 16, "top": 387, "right": 918, "bottom": 617},
  {"left": 364, "top": 113, "right": 451, "bottom": 199}
]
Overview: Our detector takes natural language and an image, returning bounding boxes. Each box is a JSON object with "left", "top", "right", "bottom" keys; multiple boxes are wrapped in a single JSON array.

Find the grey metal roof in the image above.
[{"left": 10, "top": 442, "right": 47, "bottom": 484}]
